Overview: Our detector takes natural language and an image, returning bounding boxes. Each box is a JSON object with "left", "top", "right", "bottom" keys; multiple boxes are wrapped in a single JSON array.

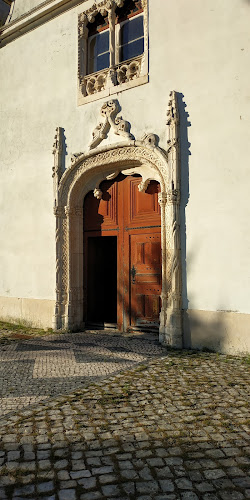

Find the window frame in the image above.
[
  {"left": 116, "top": 12, "right": 144, "bottom": 65},
  {"left": 78, "top": 0, "right": 148, "bottom": 106},
  {"left": 88, "top": 28, "right": 110, "bottom": 74}
]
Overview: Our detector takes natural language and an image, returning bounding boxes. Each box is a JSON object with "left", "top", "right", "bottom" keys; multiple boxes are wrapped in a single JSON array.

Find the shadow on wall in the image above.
[
  {"left": 183, "top": 308, "right": 226, "bottom": 353},
  {"left": 61, "top": 128, "right": 68, "bottom": 176},
  {"left": 177, "top": 92, "right": 191, "bottom": 314},
  {"left": 177, "top": 93, "right": 233, "bottom": 354}
]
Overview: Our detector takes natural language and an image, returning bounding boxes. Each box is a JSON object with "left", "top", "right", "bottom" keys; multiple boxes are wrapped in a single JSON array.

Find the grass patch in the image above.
[
  {"left": 97, "top": 391, "right": 133, "bottom": 406},
  {"left": 135, "top": 364, "right": 148, "bottom": 372},
  {"left": 0, "top": 320, "right": 61, "bottom": 340}
]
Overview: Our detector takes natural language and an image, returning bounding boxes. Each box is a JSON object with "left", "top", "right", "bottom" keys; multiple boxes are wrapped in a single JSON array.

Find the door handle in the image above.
[{"left": 131, "top": 265, "right": 136, "bottom": 284}]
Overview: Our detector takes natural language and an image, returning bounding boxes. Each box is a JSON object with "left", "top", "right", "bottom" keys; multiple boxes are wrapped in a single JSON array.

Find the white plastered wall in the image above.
[
  {"left": 10, "top": 0, "right": 46, "bottom": 21},
  {"left": 0, "top": 0, "right": 250, "bottom": 351}
]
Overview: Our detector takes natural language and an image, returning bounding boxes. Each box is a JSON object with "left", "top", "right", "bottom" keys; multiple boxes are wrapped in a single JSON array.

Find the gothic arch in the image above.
[{"left": 52, "top": 92, "right": 182, "bottom": 347}]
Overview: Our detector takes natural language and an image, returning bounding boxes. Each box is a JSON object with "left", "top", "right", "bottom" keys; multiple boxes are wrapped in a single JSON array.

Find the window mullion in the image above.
[
  {"left": 108, "top": 6, "right": 115, "bottom": 68},
  {"left": 115, "top": 22, "right": 120, "bottom": 65}
]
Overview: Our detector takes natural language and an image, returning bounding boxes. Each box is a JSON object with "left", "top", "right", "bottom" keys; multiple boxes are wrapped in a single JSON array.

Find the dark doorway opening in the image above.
[{"left": 87, "top": 236, "right": 117, "bottom": 327}]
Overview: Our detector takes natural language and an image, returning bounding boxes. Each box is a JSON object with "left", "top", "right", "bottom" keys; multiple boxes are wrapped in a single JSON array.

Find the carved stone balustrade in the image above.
[
  {"left": 81, "top": 55, "right": 143, "bottom": 97},
  {"left": 116, "top": 55, "right": 142, "bottom": 84},
  {"left": 82, "top": 69, "right": 109, "bottom": 96}
]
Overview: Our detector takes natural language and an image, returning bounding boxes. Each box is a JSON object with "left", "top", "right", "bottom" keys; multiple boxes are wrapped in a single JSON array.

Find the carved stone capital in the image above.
[
  {"left": 74, "top": 206, "right": 83, "bottom": 217},
  {"left": 64, "top": 205, "right": 73, "bottom": 217},
  {"left": 167, "top": 189, "right": 180, "bottom": 205},
  {"left": 53, "top": 206, "right": 65, "bottom": 217},
  {"left": 158, "top": 192, "right": 168, "bottom": 206},
  {"left": 64, "top": 206, "right": 83, "bottom": 217}
]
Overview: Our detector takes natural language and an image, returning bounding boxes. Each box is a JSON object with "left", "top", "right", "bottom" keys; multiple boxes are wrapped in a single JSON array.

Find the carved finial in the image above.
[
  {"left": 166, "top": 90, "right": 180, "bottom": 201},
  {"left": 52, "top": 127, "right": 63, "bottom": 157},
  {"left": 141, "top": 133, "right": 158, "bottom": 147},
  {"left": 93, "top": 188, "right": 103, "bottom": 199},
  {"left": 167, "top": 90, "right": 179, "bottom": 126},
  {"left": 71, "top": 152, "right": 84, "bottom": 165},
  {"left": 52, "top": 127, "right": 65, "bottom": 208},
  {"left": 89, "top": 99, "right": 133, "bottom": 149},
  {"left": 52, "top": 127, "right": 64, "bottom": 187}
]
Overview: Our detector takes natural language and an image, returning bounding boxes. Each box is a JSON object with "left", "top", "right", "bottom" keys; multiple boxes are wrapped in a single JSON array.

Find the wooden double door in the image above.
[{"left": 83, "top": 174, "right": 162, "bottom": 332}]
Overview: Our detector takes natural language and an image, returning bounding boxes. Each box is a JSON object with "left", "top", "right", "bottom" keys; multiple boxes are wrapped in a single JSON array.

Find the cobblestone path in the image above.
[
  {"left": 0, "top": 331, "right": 165, "bottom": 417},
  {"left": 0, "top": 331, "right": 249, "bottom": 499}
]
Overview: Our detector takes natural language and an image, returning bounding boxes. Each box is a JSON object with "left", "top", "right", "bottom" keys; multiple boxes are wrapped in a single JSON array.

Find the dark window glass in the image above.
[
  {"left": 88, "top": 30, "right": 110, "bottom": 73},
  {"left": 120, "top": 15, "right": 144, "bottom": 62},
  {"left": 121, "top": 38, "right": 144, "bottom": 61},
  {"left": 121, "top": 15, "right": 143, "bottom": 45}
]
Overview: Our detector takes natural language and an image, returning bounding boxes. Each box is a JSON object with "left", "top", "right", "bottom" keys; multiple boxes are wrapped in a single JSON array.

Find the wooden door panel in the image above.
[
  {"left": 135, "top": 274, "right": 160, "bottom": 284},
  {"left": 145, "top": 295, "right": 161, "bottom": 320},
  {"left": 127, "top": 178, "right": 161, "bottom": 227},
  {"left": 134, "top": 294, "right": 161, "bottom": 322},
  {"left": 130, "top": 232, "right": 161, "bottom": 327}
]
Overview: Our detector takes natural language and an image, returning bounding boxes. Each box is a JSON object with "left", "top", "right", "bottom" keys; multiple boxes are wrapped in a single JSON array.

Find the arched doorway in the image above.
[
  {"left": 83, "top": 173, "right": 161, "bottom": 332},
  {"left": 53, "top": 134, "right": 182, "bottom": 347}
]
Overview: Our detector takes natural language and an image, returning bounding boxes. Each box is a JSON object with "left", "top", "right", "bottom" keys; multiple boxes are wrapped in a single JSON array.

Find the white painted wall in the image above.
[
  {"left": 11, "top": 0, "right": 45, "bottom": 20},
  {"left": 0, "top": 0, "right": 250, "bottom": 329}
]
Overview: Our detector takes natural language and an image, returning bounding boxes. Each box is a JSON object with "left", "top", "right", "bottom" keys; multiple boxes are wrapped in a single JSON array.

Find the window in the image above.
[
  {"left": 78, "top": 0, "right": 148, "bottom": 105},
  {"left": 88, "top": 30, "right": 110, "bottom": 73},
  {"left": 87, "top": 12, "right": 110, "bottom": 74},
  {"left": 119, "top": 15, "right": 144, "bottom": 62}
]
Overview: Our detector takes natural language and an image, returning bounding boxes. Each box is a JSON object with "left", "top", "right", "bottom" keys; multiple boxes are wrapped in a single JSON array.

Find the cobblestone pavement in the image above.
[
  {"left": 0, "top": 330, "right": 165, "bottom": 417},
  {"left": 0, "top": 331, "right": 249, "bottom": 499}
]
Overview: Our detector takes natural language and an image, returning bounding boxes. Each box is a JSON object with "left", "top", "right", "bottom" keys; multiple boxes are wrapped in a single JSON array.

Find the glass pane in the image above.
[
  {"left": 121, "top": 16, "right": 143, "bottom": 45},
  {"left": 89, "top": 31, "right": 109, "bottom": 58},
  {"left": 95, "top": 52, "right": 110, "bottom": 72},
  {"left": 89, "top": 31, "right": 110, "bottom": 73},
  {"left": 121, "top": 38, "right": 144, "bottom": 61},
  {"left": 96, "top": 30, "right": 109, "bottom": 54}
]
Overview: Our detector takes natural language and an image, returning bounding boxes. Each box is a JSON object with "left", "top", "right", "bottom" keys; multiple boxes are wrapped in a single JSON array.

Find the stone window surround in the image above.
[
  {"left": 78, "top": 0, "right": 148, "bottom": 105},
  {"left": 52, "top": 91, "right": 182, "bottom": 348}
]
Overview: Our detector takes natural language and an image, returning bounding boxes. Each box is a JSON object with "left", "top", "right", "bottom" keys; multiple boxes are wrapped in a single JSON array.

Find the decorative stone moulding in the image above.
[
  {"left": 116, "top": 56, "right": 142, "bottom": 84},
  {"left": 52, "top": 92, "right": 182, "bottom": 349},
  {"left": 78, "top": 0, "right": 149, "bottom": 105},
  {"left": 84, "top": 70, "right": 108, "bottom": 95},
  {"left": 89, "top": 99, "right": 133, "bottom": 149}
]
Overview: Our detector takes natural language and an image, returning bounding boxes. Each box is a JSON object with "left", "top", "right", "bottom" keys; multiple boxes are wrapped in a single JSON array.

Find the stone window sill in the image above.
[{"left": 78, "top": 54, "right": 148, "bottom": 106}]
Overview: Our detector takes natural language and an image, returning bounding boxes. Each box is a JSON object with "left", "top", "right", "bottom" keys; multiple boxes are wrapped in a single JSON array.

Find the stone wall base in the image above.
[
  {"left": 183, "top": 309, "right": 250, "bottom": 355},
  {"left": 0, "top": 297, "right": 249, "bottom": 354},
  {"left": 0, "top": 296, "right": 55, "bottom": 329}
]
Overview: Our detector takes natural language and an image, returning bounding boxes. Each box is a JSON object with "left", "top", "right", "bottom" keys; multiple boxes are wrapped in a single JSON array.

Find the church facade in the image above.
[{"left": 0, "top": 0, "right": 249, "bottom": 354}]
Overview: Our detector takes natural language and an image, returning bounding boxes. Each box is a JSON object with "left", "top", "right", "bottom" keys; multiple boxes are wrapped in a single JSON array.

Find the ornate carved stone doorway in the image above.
[{"left": 52, "top": 91, "right": 182, "bottom": 347}]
